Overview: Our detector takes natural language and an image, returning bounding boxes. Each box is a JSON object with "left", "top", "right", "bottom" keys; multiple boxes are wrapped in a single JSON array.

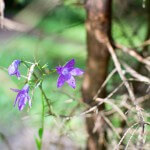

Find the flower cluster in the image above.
[
  {"left": 8, "top": 59, "right": 84, "bottom": 111},
  {"left": 8, "top": 60, "right": 31, "bottom": 111}
]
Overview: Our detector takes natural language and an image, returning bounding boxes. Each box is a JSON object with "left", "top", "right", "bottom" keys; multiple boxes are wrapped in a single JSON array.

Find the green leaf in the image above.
[
  {"left": 38, "top": 128, "right": 43, "bottom": 139},
  {"left": 34, "top": 137, "right": 41, "bottom": 150},
  {"left": 42, "top": 64, "right": 48, "bottom": 69}
]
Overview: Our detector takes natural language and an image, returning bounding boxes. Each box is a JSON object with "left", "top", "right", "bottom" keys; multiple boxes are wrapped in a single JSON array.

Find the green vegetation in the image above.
[{"left": 0, "top": 2, "right": 149, "bottom": 149}]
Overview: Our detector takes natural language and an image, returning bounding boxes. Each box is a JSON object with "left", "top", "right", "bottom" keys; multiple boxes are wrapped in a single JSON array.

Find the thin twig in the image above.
[
  {"left": 125, "top": 126, "right": 139, "bottom": 150},
  {"left": 122, "top": 62, "right": 150, "bottom": 84},
  {"left": 93, "top": 68, "right": 117, "bottom": 100},
  {"left": 116, "top": 44, "right": 150, "bottom": 67},
  {"left": 107, "top": 42, "right": 145, "bottom": 150},
  {"left": 114, "top": 123, "right": 139, "bottom": 150},
  {"left": 102, "top": 113, "right": 121, "bottom": 139},
  {"left": 80, "top": 82, "right": 124, "bottom": 117},
  {"left": 96, "top": 97, "right": 127, "bottom": 121}
]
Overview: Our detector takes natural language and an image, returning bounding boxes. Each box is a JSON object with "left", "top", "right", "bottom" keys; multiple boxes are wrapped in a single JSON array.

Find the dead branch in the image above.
[
  {"left": 114, "top": 123, "right": 139, "bottom": 150},
  {"left": 93, "top": 68, "right": 117, "bottom": 100},
  {"left": 1, "top": 0, "right": 61, "bottom": 32},
  {"left": 0, "top": 0, "right": 5, "bottom": 28},
  {"left": 102, "top": 113, "right": 121, "bottom": 139},
  {"left": 116, "top": 43, "right": 150, "bottom": 67},
  {"left": 106, "top": 42, "right": 147, "bottom": 150},
  {"left": 96, "top": 98, "right": 127, "bottom": 121},
  {"left": 124, "top": 126, "right": 139, "bottom": 150},
  {"left": 122, "top": 62, "right": 150, "bottom": 84}
]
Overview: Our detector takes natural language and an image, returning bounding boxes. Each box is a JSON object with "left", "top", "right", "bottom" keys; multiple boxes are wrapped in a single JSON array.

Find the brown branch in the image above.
[
  {"left": 2, "top": 18, "right": 30, "bottom": 32},
  {"left": 122, "top": 62, "right": 150, "bottom": 84},
  {"left": 116, "top": 43, "right": 150, "bottom": 67},
  {"left": 138, "top": 39, "right": 150, "bottom": 48},
  {"left": 1, "top": 0, "right": 61, "bottom": 32},
  {"left": 0, "top": 0, "right": 5, "bottom": 28}
]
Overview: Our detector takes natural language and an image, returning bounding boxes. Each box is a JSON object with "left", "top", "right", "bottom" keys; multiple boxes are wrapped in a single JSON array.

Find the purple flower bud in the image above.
[
  {"left": 11, "top": 84, "right": 31, "bottom": 111},
  {"left": 56, "top": 59, "right": 84, "bottom": 89},
  {"left": 8, "top": 60, "right": 21, "bottom": 79}
]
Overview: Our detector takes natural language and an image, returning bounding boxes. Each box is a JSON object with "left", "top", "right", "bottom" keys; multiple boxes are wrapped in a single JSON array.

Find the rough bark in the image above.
[{"left": 82, "top": 0, "right": 112, "bottom": 150}]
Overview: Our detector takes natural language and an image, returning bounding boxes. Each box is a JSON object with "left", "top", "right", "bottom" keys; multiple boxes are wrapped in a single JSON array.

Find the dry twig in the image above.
[
  {"left": 114, "top": 123, "right": 139, "bottom": 150},
  {"left": 122, "top": 62, "right": 150, "bottom": 84},
  {"left": 116, "top": 44, "right": 150, "bottom": 67}
]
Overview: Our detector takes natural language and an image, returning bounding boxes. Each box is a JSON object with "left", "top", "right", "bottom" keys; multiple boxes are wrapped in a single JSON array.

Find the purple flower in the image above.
[
  {"left": 11, "top": 84, "right": 31, "bottom": 111},
  {"left": 56, "top": 59, "right": 84, "bottom": 89},
  {"left": 8, "top": 60, "right": 21, "bottom": 79}
]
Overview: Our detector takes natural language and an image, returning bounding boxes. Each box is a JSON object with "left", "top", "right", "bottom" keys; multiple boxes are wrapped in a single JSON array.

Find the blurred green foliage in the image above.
[
  {"left": 0, "top": 3, "right": 87, "bottom": 148},
  {"left": 0, "top": 0, "right": 150, "bottom": 149}
]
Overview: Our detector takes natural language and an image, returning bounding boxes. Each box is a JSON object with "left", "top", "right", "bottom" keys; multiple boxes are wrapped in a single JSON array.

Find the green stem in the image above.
[
  {"left": 39, "top": 84, "right": 55, "bottom": 116},
  {"left": 42, "top": 94, "right": 45, "bottom": 130},
  {"left": 23, "top": 61, "right": 55, "bottom": 116},
  {"left": 40, "top": 92, "right": 45, "bottom": 150}
]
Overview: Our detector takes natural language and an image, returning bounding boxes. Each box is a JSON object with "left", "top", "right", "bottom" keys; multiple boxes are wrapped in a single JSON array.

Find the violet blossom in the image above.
[
  {"left": 8, "top": 60, "right": 21, "bottom": 79},
  {"left": 11, "top": 84, "right": 31, "bottom": 111},
  {"left": 56, "top": 59, "right": 84, "bottom": 89}
]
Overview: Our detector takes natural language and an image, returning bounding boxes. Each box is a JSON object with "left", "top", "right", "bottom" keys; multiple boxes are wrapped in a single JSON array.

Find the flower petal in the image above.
[
  {"left": 8, "top": 64, "right": 16, "bottom": 75},
  {"left": 16, "top": 71, "right": 21, "bottom": 79},
  {"left": 11, "top": 88, "right": 20, "bottom": 93},
  {"left": 70, "top": 68, "right": 84, "bottom": 76},
  {"left": 64, "top": 59, "right": 75, "bottom": 68},
  {"left": 22, "top": 84, "right": 30, "bottom": 92},
  {"left": 56, "top": 66, "right": 63, "bottom": 74},
  {"left": 14, "top": 93, "right": 21, "bottom": 106},
  {"left": 18, "top": 95, "right": 27, "bottom": 111},
  {"left": 66, "top": 76, "right": 76, "bottom": 89},
  {"left": 57, "top": 74, "right": 68, "bottom": 88},
  {"left": 8, "top": 60, "right": 21, "bottom": 76}
]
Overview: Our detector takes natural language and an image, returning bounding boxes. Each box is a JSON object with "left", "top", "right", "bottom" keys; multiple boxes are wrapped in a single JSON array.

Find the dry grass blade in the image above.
[
  {"left": 96, "top": 98, "right": 127, "bottom": 121},
  {"left": 125, "top": 126, "right": 139, "bottom": 150},
  {"left": 106, "top": 82, "right": 124, "bottom": 99},
  {"left": 107, "top": 42, "right": 136, "bottom": 103},
  {"left": 80, "top": 82, "right": 124, "bottom": 116},
  {"left": 137, "top": 39, "right": 150, "bottom": 48},
  {"left": 106, "top": 42, "right": 146, "bottom": 150},
  {"left": 102, "top": 113, "right": 121, "bottom": 139},
  {"left": 105, "top": 100, "right": 127, "bottom": 122},
  {"left": 114, "top": 123, "right": 139, "bottom": 150},
  {"left": 107, "top": 42, "right": 145, "bottom": 125},
  {"left": 144, "top": 122, "right": 150, "bottom": 126},
  {"left": 116, "top": 44, "right": 150, "bottom": 67},
  {"left": 93, "top": 68, "right": 117, "bottom": 100},
  {"left": 122, "top": 62, "right": 150, "bottom": 84}
]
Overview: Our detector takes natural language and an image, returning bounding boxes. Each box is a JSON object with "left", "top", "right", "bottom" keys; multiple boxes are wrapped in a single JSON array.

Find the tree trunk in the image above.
[{"left": 82, "top": 0, "right": 112, "bottom": 150}]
